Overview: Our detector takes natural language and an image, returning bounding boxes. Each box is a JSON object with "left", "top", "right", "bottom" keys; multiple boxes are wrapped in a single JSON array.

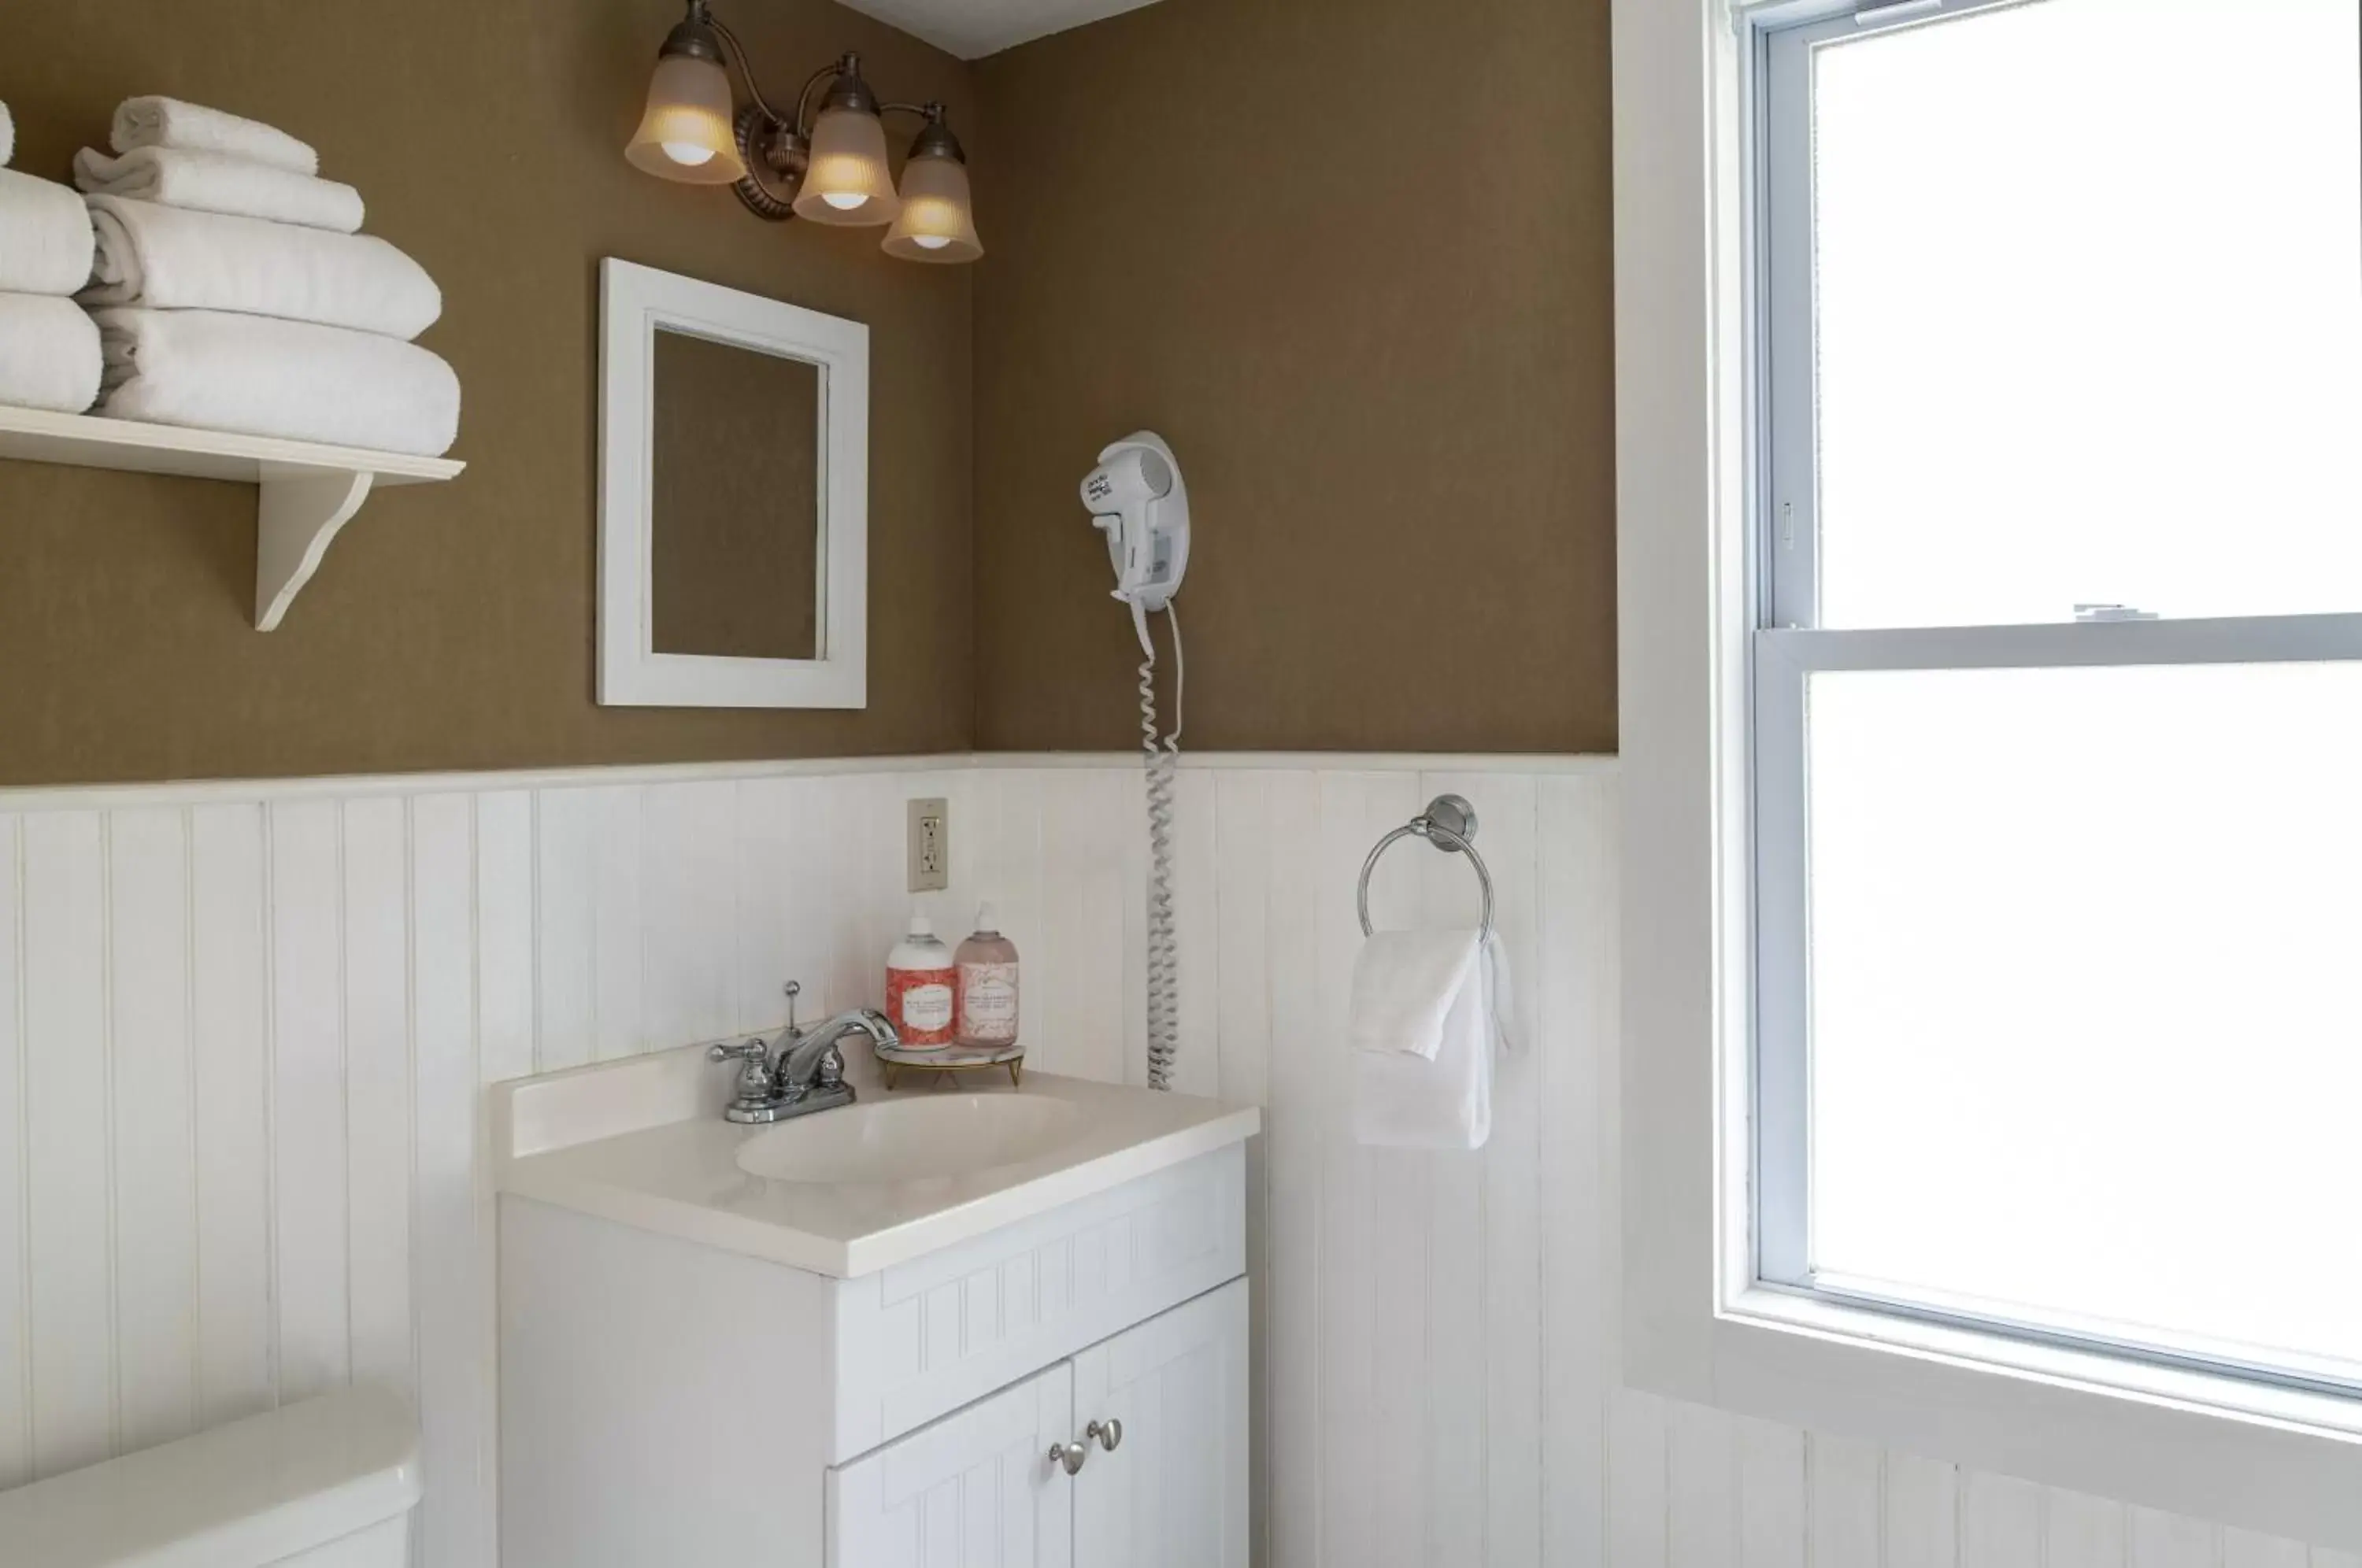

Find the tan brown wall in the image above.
[
  {"left": 970, "top": 0, "right": 1616, "bottom": 754},
  {"left": 649, "top": 330, "right": 822, "bottom": 661},
  {"left": 0, "top": 0, "right": 974, "bottom": 786}
]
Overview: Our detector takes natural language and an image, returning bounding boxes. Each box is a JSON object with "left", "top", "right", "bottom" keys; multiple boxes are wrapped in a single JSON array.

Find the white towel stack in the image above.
[
  {"left": 0, "top": 100, "right": 105, "bottom": 414},
  {"left": 76, "top": 98, "right": 459, "bottom": 457}
]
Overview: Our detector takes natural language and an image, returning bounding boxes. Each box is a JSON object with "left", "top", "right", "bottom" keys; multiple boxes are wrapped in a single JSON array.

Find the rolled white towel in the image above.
[
  {"left": 91, "top": 307, "right": 460, "bottom": 457},
  {"left": 0, "top": 168, "right": 96, "bottom": 297},
  {"left": 75, "top": 146, "right": 363, "bottom": 234},
  {"left": 110, "top": 97, "right": 316, "bottom": 177},
  {"left": 0, "top": 293, "right": 103, "bottom": 413},
  {"left": 81, "top": 196, "right": 440, "bottom": 340},
  {"left": 1, "top": 101, "right": 14, "bottom": 166}
]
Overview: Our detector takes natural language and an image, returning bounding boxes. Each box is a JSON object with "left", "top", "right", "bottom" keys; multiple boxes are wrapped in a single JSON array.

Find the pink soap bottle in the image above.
[{"left": 954, "top": 902, "right": 1021, "bottom": 1049}]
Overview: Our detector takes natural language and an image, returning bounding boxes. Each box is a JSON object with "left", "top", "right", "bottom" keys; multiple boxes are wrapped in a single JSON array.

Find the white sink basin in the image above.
[
  {"left": 735, "top": 1093, "right": 1089, "bottom": 1186},
  {"left": 496, "top": 1045, "right": 1260, "bottom": 1277}
]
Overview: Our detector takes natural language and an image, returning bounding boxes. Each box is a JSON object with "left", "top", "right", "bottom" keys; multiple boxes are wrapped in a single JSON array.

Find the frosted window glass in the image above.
[
  {"left": 1812, "top": 0, "right": 2362, "bottom": 627},
  {"left": 1806, "top": 664, "right": 2362, "bottom": 1375}
]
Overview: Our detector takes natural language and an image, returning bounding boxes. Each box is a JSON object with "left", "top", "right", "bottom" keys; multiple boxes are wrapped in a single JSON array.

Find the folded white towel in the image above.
[
  {"left": 1, "top": 102, "right": 14, "bottom": 167},
  {"left": 0, "top": 293, "right": 103, "bottom": 413},
  {"left": 1350, "top": 930, "right": 1481, "bottom": 1061},
  {"left": 81, "top": 197, "right": 440, "bottom": 340},
  {"left": 75, "top": 146, "right": 364, "bottom": 235},
  {"left": 0, "top": 169, "right": 96, "bottom": 297},
  {"left": 91, "top": 308, "right": 459, "bottom": 457},
  {"left": 1352, "top": 930, "right": 1511, "bottom": 1151},
  {"left": 110, "top": 97, "right": 316, "bottom": 177}
]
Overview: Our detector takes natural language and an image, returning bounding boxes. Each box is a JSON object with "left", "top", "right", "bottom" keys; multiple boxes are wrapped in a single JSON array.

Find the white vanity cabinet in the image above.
[
  {"left": 828, "top": 1279, "right": 1248, "bottom": 1568},
  {"left": 495, "top": 1046, "right": 1258, "bottom": 1568}
]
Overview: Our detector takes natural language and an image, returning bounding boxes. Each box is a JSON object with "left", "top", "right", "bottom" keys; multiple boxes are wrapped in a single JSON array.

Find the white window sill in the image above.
[
  {"left": 1731, "top": 1286, "right": 2362, "bottom": 1442},
  {"left": 1664, "top": 1285, "right": 2362, "bottom": 1547}
]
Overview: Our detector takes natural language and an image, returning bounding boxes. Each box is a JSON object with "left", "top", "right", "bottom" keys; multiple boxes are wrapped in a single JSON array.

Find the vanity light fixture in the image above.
[{"left": 625, "top": 0, "right": 983, "bottom": 263}]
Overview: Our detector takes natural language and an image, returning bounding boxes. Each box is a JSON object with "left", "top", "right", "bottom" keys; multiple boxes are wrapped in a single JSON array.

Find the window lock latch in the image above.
[
  {"left": 1855, "top": 0, "right": 1946, "bottom": 23},
  {"left": 2073, "top": 603, "right": 2158, "bottom": 623}
]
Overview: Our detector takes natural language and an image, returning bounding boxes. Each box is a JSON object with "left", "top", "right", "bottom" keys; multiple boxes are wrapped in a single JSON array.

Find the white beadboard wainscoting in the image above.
[{"left": 0, "top": 753, "right": 2349, "bottom": 1568}]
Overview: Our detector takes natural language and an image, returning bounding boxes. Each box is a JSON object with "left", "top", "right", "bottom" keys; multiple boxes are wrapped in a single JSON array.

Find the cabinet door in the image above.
[
  {"left": 1071, "top": 1278, "right": 1250, "bottom": 1568},
  {"left": 828, "top": 1360, "right": 1075, "bottom": 1568}
]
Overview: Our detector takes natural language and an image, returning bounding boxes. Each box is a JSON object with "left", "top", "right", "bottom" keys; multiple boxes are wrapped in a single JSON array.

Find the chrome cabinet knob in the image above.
[
  {"left": 1048, "top": 1440, "right": 1088, "bottom": 1476},
  {"left": 1087, "top": 1418, "right": 1123, "bottom": 1452}
]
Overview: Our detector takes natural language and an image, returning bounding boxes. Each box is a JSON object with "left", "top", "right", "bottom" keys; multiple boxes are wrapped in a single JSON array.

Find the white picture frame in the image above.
[{"left": 597, "top": 257, "right": 868, "bottom": 708}]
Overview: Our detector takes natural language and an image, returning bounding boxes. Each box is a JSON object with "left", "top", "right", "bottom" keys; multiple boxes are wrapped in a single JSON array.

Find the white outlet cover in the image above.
[{"left": 907, "top": 797, "right": 949, "bottom": 893}]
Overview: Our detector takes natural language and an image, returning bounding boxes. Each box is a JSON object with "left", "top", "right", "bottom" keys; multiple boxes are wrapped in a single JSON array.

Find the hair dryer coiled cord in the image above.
[{"left": 1139, "top": 604, "right": 1184, "bottom": 1091}]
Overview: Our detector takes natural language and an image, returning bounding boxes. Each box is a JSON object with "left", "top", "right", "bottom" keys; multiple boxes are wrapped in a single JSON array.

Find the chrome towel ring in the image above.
[{"left": 1357, "top": 794, "right": 1495, "bottom": 940}]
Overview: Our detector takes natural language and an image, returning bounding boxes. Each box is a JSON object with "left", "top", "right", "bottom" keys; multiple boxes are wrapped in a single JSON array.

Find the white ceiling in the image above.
[{"left": 838, "top": 0, "right": 1167, "bottom": 59}]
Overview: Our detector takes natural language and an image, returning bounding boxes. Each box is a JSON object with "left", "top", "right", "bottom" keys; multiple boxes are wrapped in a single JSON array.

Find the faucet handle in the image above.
[{"left": 708, "top": 1037, "right": 776, "bottom": 1101}]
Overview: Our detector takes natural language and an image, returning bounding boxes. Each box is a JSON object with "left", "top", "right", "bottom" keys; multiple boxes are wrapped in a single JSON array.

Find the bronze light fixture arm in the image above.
[
  {"left": 880, "top": 102, "right": 968, "bottom": 165},
  {"left": 699, "top": 9, "right": 877, "bottom": 151},
  {"left": 685, "top": 6, "right": 832, "bottom": 219},
  {"left": 709, "top": 26, "right": 883, "bottom": 222},
  {"left": 692, "top": 8, "right": 794, "bottom": 129}
]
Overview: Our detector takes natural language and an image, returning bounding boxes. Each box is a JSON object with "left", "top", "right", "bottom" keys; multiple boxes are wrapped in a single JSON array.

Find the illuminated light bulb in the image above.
[
  {"left": 663, "top": 141, "right": 716, "bottom": 166},
  {"left": 823, "top": 191, "right": 868, "bottom": 210}
]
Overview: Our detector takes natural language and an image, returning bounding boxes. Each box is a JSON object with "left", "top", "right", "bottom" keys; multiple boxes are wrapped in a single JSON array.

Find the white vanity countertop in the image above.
[{"left": 492, "top": 1043, "right": 1261, "bottom": 1278}]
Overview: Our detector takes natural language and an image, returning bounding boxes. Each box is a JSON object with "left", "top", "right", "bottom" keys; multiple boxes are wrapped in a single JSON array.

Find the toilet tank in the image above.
[{"left": 0, "top": 1386, "right": 419, "bottom": 1568}]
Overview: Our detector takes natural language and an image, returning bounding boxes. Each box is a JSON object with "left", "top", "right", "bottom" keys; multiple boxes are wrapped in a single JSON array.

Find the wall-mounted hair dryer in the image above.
[
  {"left": 1079, "top": 431, "right": 1190, "bottom": 1091},
  {"left": 1081, "top": 432, "right": 1190, "bottom": 660}
]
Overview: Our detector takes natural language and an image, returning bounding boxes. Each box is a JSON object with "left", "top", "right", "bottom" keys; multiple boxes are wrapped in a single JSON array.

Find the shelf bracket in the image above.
[{"left": 254, "top": 469, "right": 375, "bottom": 632}]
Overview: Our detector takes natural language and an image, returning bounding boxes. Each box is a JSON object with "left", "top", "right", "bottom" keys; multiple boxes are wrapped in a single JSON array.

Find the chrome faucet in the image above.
[{"left": 708, "top": 981, "right": 898, "bottom": 1125}]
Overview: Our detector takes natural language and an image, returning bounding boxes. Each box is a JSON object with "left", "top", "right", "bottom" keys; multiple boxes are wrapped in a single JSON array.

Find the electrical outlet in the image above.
[{"left": 908, "top": 797, "right": 949, "bottom": 892}]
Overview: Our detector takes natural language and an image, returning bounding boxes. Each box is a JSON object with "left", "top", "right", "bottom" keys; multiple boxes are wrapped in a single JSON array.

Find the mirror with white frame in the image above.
[{"left": 597, "top": 257, "right": 868, "bottom": 708}]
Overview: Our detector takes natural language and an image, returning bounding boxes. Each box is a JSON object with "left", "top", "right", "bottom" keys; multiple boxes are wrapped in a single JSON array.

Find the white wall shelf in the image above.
[{"left": 0, "top": 405, "right": 465, "bottom": 631}]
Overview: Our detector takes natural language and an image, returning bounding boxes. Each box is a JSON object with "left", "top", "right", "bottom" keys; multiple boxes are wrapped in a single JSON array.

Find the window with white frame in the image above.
[{"left": 1752, "top": 0, "right": 2362, "bottom": 1399}]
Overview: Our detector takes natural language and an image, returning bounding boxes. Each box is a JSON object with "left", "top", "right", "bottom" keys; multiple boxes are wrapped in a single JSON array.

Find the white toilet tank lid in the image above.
[{"left": 0, "top": 1385, "right": 419, "bottom": 1568}]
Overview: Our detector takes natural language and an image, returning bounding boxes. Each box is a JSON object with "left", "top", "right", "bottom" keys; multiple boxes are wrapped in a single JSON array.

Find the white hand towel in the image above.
[
  {"left": 1351, "top": 931, "right": 1511, "bottom": 1150},
  {"left": 81, "top": 197, "right": 441, "bottom": 340},
  {"left": 0, "top": 169, "right": 96, "bottom": 297},
  {"left": 92, "top": 308, "right": 460, "bottom": 457},
  {"left": 1, "top": 102, "right": 14, "bottom": 167},
  {"left": 75, "top": 146, "right": 364, "bottom": 235},
  {"left": 110, "top": 97, "right": 317, "bottom": 176},
  {"left": 1349, "top": 930, "right": 1481, "bottom": 1060},
  {"left": 0, "top": 293, "right": 103, "bottom": 412}
]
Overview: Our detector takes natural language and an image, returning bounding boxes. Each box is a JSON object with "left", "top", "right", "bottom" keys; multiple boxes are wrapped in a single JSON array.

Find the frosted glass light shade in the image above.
[
  {"left": 792, "top": 105, "right": 901, "bottom": 224},
  {"left": 626, "top": 53, "right": 747, "bottom": 184},
  {"left": 882, "top": 152, "right": 983, "bottom": 263}
]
